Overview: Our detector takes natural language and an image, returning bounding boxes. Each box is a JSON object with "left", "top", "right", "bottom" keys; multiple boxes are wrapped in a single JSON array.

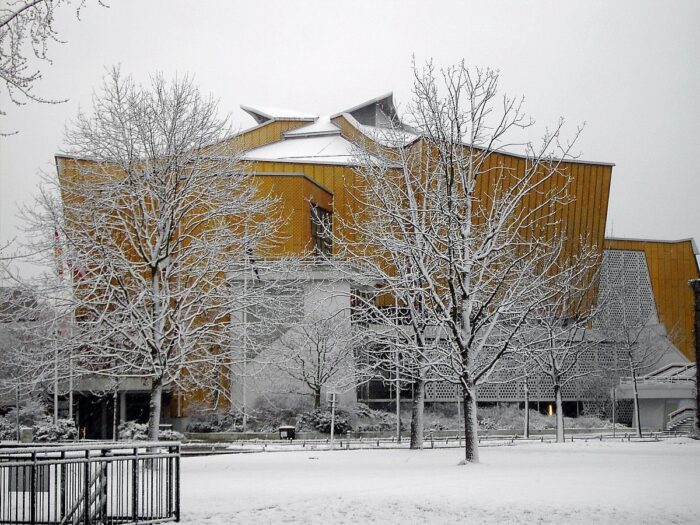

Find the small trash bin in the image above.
[
  {"left": 279, "top": 425, "right": 296, "bottom": 440},
  {"left": 19, "top": 427, "right": 33, "bottom": 443}
]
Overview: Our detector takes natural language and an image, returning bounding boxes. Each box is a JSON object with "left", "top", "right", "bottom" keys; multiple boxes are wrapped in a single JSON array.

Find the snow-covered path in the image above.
[{"left": 180, "top": 438, "right": 700, "bottom": 524}]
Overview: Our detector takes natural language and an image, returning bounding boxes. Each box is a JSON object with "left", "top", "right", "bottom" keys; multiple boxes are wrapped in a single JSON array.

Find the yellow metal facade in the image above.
[{"left": 56, "top": 96, "right": 700, "bottom": 414}]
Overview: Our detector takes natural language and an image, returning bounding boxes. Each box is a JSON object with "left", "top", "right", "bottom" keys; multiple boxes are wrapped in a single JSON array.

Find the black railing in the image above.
[{"left": 0, "top": 442, "right": 180, "bottom": 524}]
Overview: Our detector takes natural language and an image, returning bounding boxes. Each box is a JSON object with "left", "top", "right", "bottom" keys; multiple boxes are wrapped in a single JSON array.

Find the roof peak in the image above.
[{"left": 240, "top": 104, "right": 316, "bottom": 124}]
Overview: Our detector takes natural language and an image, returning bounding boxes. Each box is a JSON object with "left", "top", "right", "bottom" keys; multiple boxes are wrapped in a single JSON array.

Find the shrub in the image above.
[
  {"left": 0, "top": 416, "right": 16, "bottom": 440},
  {"left": 248, "top": 396, "right": 312, "bottom": 433},
  {"left": 33, "top": 419, "right": 78, "bottom": 442},
  {"left": 298, "top": 409, "right": 351, "bottom": 434},
  {"left": 186, "top": 411, "right": 243, "bottom": 433},
  {"left": 3, "top": 399, "right": 49, "bottom": 428},
  {"left": 118, "top": 421, "right": 184, "bottom": 441},
  {"left": 354, "top": 403, "right": 403, "bottom": 432}
]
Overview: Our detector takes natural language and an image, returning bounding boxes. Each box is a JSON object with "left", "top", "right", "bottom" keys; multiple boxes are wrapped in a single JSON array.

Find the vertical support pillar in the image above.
[{"left": 119, "top": 392, "right": 127, "bottom": 424}]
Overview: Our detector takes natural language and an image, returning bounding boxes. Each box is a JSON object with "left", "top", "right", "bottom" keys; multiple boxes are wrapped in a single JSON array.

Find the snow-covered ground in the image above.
[{"left": 181, "top": 438, "right": 700, "bottom": 524}]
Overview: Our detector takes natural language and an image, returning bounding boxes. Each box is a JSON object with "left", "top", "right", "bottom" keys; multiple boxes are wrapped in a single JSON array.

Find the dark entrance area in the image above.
[
  {"left": 76, "top": 394, "right": 115, "bottom": 440},
  {"left": 125, "top": 392, "right": 150, "bottom": 424}
]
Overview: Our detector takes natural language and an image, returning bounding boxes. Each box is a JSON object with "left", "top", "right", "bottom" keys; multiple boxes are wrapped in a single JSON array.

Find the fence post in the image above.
[
  {"left": 84, "top": 450, "right": 90, "bottom": 525},
  {"left": 168, "top": 446, "right": 174, "bottom": 520},
  {"left": 175, "top": 445, "right": 181, "bottom": 522},
  {"left": 60, "top": 450, "right": 66, "bottom": 521},
  {"left": 100, "top": 449, "right": 108, "bottom": 521},
  {"left": 30, "top": 452, "right": 37, "bottom": 525},
  {"left": 132, "top": 448, "right": 139, "bottom": 522}
]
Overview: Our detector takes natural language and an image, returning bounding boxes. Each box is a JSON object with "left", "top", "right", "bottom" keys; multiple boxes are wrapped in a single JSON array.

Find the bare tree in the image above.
[
  {"left": 518, "top": 247, "right": 601, "bottom": 442},
  {"left": 272, "top": 311, "right": 363, "bottom": 409},
  {"left": 0, "top": 0, "right": 105, "bottom": 126},
  {"left": 0, "top": 285, "right": 62, "bottom": 439},
  {"left": 337, "top": 124, "right": 446, "bottom": 450},
  {"left": 341, "top": 60, "right": 585, "bottom": 463},
  {"left": 21, "top": 68, "right": 286, "bottom": 439},
  {"left": 598, "top": 254, "right": 674, "bottom": 437}
]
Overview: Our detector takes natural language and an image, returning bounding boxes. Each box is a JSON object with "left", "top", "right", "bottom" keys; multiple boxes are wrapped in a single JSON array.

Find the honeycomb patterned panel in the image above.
[
  {"left": 422, "top": 343, "right": 633, "bottom": 404},
  {"left": 596, "top": 249, "right": 659, "bottom": 331}
]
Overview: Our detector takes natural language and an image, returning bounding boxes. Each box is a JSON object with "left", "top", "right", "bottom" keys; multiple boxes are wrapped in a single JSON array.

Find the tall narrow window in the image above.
[{"left": 310, "top": 204, "right": 332, "bottom": 256}]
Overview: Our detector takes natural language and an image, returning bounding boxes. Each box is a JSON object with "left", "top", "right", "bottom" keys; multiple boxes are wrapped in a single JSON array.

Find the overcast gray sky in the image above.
[{"left": 2, "top": 0, "right": 699, "bottom": 273}]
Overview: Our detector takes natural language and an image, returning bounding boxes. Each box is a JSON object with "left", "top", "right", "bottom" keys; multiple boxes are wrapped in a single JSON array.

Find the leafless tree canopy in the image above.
[
  {"left": 0, "top": 0, "right": 105, "bottom": 125},
  {"left": 339, "top": 60, "right": 591, "bottom": 462},
  {"left": 22, "top": 68, "right": 285, "bottom": 438}
]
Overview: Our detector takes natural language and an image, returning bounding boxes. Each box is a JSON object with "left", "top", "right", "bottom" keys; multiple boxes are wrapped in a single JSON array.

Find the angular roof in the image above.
[
  {"left": 643, "top": 362, "right": 696, "bottom": 380},
  {"left": 242, "top": 133, "right": 361, "bottom": 166},
  {"left": 284, "top": 117, "right": 341, "bottom": 138},
  {"left": 240, "top": 104, "right": 316, "bottom": 124},
  {"left": 240, "top": 92, "right": 615, "bottom": 167}
]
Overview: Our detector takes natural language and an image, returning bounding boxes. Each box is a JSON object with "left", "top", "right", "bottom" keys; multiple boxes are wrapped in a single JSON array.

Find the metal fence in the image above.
[{"left": 0, "top": 442, "right": 180, "bottom": 525}]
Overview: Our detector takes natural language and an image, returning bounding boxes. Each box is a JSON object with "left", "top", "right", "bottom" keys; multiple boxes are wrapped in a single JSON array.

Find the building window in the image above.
[{"left": 310, "top": 204, "right": 332, "bottom": 256}]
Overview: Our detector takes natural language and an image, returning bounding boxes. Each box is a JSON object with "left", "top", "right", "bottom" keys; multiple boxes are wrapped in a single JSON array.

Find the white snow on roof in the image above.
[
  {"left": 242, "top": 134, "right": 361, "bottom": 165},
  {"left": 356, "top": 123, "right": 420, "bottom": 147},
  {"left": 645, "top": 363, "right": 696, "bottom": 379},
  {"left": 331, "top": 92, "right": 394, "bottom": 118},
  {"left": 240, "top": 104, "right": 316, "bottom": 123},
  {"left": 284, "top": 117, "right": 340, "bottom": 137}
]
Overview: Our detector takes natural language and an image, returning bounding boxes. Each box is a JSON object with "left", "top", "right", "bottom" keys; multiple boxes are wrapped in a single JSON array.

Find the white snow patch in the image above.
[
  {"left": 241, "top": 104, "right": 316, "bottom": 122},
  {"left": 180, "top": 438, "right": 700, "bottom": 524},
  {"left": 284, "top": 117, "right": 341, "bottom": 137},
  {"left": 242, "top": 134, "right": 359, "bottom": 165}
]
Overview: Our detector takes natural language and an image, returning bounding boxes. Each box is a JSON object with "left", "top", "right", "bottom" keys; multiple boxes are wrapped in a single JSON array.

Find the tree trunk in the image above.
[
  {"left": 523, "top": 382, "right": 530, "bottom": 439},
  {"left": 112, "top": 390, "right": 118, "bottom": 441},
  {"left": 15, "top": 386, "right": 20, "bottom": 443},
  {"left": 313, "top": 389, "right": 321, "bottom": 409},
  {"left": 631, "top": 370, "right": 643, "bottom": 438},
  {"left": 148, "top": 380, "right": 163, "bottom": 441},
  {"left": 410, "top": 374, "right": 424, "bottom": 449},
  {"left": 554, "top": 384, "right": 564, "bottom": 443},
  {"left": 461, "top": 383, "right": 479, "bottom": 463}
]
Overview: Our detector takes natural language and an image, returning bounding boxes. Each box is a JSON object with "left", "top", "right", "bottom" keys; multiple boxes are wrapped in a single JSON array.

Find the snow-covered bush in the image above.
[
  {"left": 0, "top": 401, "right": 78, "bottom": 442},
  {"left": 4, "top": 399, "right": 49, "bottom": 427},
  {"left": 353, "top": 403, "right": 403, "bottom": 432},
  {"left": 0, "top": 416, "right": 16, "bottom": 440},
  {"left": 33, "top": 419, "right": 78, "bottom": 442},
  {"left": 298, "top": 409, "right": 351, "bottom": 434},
  {"left": 247, "top": 396, "right": 311, "bottom": 433},
  {"left": 186, "top": 411, "right": 243, "bottom": 433},
  {"left": 118, "top": 421, "right": 184, "bottom": 441}
]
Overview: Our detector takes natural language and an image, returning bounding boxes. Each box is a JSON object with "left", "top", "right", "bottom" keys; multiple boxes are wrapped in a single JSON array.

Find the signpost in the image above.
[{"left": 327, "top": 392, "right": 337, "bottom": 449}]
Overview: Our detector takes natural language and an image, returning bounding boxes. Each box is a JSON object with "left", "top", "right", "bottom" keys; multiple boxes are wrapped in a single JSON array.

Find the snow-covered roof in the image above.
[
  {"left": 239, "top": 92, "right": 615, "bottom": 167},
  {"left": 284, "top": 117, "right": 341, "bottom": 138},
  {"left": 331, "top": 92, "right": 395, "bottom": 120},
  {"left": 355, "top": 122, "right": 420, "bottom": 147},
  {"left": 242, "top": 134, "right": 361, "bottom": 166},
  {"left": 240, "top": 104, "right": 316, "bottom": 124},
  {"left": 643, "top": 362, "right": 696, "bottom": 380}
]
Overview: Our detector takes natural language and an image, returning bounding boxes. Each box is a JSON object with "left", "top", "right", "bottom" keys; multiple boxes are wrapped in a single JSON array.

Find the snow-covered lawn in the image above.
[{"left": 181, "top": 438, "right": 700, "bottom": 524}]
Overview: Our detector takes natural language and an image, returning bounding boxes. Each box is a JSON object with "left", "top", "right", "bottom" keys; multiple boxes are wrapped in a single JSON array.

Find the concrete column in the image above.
[
  {"left": 119, "top": 391, "right": 127, "bottom": 423},
  {"left": 688, "top": 280, "right": 700, "bottom": 432}
]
